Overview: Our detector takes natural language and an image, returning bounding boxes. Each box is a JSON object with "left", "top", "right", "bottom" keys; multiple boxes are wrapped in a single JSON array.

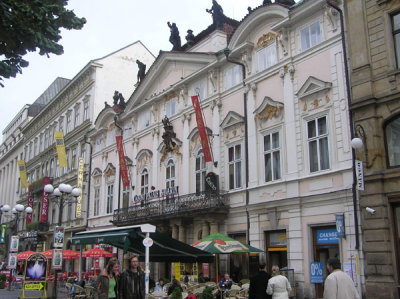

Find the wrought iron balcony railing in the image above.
[{"left": 112, "top": 190, "right": 228, "bottom": 225}]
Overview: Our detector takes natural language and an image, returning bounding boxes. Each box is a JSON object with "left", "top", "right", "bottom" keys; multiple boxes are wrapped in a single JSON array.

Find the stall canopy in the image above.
[{"left": 70, "top": 224, "right": 214, "bottom": 263}]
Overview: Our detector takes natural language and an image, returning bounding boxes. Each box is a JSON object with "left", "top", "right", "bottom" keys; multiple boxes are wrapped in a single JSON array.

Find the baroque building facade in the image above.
[
  {"left": 89, "top": 1, "right": 363, "bottom": 298},
  {"left": 345, "top": 0, "right": 400, "bottom": 298}
]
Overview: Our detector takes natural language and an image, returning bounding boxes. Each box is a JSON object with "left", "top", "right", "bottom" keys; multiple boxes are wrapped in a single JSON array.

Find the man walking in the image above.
[
  {"left": 249, "top": 264, "right": 272, "bottom": 299},
  {"left": 324, "top": 257, "right": 360, "bottom": 299},
  {"left": 119, "top": 255, "right": 145, "bottom": 299}
]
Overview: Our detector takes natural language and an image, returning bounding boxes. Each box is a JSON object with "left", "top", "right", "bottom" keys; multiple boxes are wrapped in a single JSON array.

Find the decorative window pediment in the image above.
[
  {"left": 220, "top": 111, "right": 244, "bottom": 130},
  {"left": 256, "top": 32, "right": 277, "bottom": 49},
  {"left": 103, "top": 163, "right": 116, "bottom": 177},
  {"left": 136, "top": 149, "right": 153, "bottom": 161},
  {"left": 296, "top": 76, "right": 332, "bottom": 100},
  {"left": 92, "top": 167, "right": 102, "bottom": 177},
  {"left": 136, "top": 149, "right": 153, "bottom": 175},
  {"left": 188, "top": 127, "right": 213, "bottom": 141},
  {"left": 157, "top": 137, "right": 182, "bottom": 152},
  {"left": 254, "top": 97, "right": 284, "bottom": 121}
]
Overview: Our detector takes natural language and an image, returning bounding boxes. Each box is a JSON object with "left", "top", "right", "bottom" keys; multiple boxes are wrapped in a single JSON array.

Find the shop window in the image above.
[
  {"left": 386, "top": 115, "right": 400, "bottom": 166},
  {"left": 257, "top": 42, "right": 277, "bottom": 72},
  {"left": 228, "top": 145, "right": 242, "bottom": 190},
  {"left": 307, "top": 116, "right": 330, "bottom": 172},
  {"left": 264, "top": 132, "right": 281, "bottom": 182},
  {"left": 265, "top": 230, "right": 287, "bottom": 272},
  {"left": 196, "top": 149, "right": 206, "bottom": 193},
  {"left": 300, "top": 21, "right": 322, "bottom": 51}
]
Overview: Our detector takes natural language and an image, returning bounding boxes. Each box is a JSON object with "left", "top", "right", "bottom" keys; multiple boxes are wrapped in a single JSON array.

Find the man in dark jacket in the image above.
[
  {"left": 249, "top": 264, "right": 272, "bottom": 299},
  {"left": 119, "top": 255, "right": 145, "bottom": 299}
]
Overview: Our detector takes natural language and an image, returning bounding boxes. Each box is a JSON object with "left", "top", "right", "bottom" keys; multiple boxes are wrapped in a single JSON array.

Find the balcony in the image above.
[{"left": 112, "top": 191, "right": 229, "bottom": 226}]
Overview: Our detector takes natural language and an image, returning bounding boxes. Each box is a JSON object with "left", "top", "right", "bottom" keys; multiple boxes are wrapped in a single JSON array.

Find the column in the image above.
[
  {"left": 172, "top": 224, "right": 178, "bottom": 240},
  {"left": 178, "top": 224, "right": 186, "bottom": 243},
  {"left": 246, "top": 84, "right": 258, "bottom": 187},
  {"left": 209, "top": 221, "right": 219, "bottom": 235},
  {"left": 152, "top": 129, "right": 159, "bottom": 188},
  {"left": 288, "top": 207, "right": 304, "bottom": 292},
  {"left": 132, "top": 139, "right": 139, "bottom": 193},
  {"left": 181, "top": 114, "right": 190, "bottom": 194},
  {"left": 202, "top": 222, "right": 209, "bottom": 238},
  {"left": 211, "top": 100, "right": 221, "bottom": 174}
]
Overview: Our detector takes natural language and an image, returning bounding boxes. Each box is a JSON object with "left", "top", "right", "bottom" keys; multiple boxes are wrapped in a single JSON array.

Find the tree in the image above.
[{"left": 0, "top": 0, "right": 86, "bottom": 87}]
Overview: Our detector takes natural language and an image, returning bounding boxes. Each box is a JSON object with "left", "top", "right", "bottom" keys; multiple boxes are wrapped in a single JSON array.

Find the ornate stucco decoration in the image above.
[
  {"left": 296, "top": 76, "right": 332, "bottom": 113},
  {"left": 103, "top": 163, "right": 116, "bottom": 178},
  {"left": 254, "top": 97, "right": 284, "bottom": 122},
  {"left": 208, "top": 69, "right": 218, "bottom": 93},
  {"left": 179, "top": 85, "right": 188, "bottom": 107},
  {"left": 279, "top": 64, "right": 295, "bottom": 80},
  {"left": 188, "top": 126, "right": 213, "bottom": 154},
  {"left": 241, "top": 51, "right": 252, "bottom": 75},
  {"left": 220, "top": 111, "right": 245, "bottom": 142},
  {"left": 136, "top": 149, "right": 153, "bottom": 175},
  {"left": 326, "top": 7, "right": 339, "bottom": 32},
  {"left": 278, "top": 29, "right": 289, "bottom": 55},
  {"left": 256, "top": 32, "right": 277, "bottom": 49},
  {"left": 210, "top": 98, "right": 222, "bottom": 111}
]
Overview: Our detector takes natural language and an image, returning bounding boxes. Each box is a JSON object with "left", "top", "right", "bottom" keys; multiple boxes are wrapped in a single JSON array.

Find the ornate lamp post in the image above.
[
  {"left": 44, "top": 183, "right": 81, "bottom": 299},
  {"left": 0, "top": 205, "right": 11, "bottom": 224}
]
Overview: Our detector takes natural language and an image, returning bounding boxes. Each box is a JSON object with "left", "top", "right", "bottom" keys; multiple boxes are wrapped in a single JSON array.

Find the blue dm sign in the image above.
[
  {"left": 316, "top": 229, "right": 339, "bottom": 244},
  {"left": 335, "top": 214, "right": 345, "bottom": 238},
  {"left": 310, "top": 262, "right": 324, "bottom": 283}
]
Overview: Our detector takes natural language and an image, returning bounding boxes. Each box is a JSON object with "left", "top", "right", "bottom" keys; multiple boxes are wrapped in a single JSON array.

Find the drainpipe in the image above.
[
  {"left": 114, "top": 115, "right": 123, "bottom": 222},
  {"left": 83, "top": 133, "right": 93, "bottom": 228},
  {"left": 325, "top": 0, "right": 359, "bottom": 250},
  {"left": 223, "top": 48, "right": 251, "bottom": 243}
]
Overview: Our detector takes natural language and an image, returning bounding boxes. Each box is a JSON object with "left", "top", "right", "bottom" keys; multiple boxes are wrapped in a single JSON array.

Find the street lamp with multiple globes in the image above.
[
  {"left": 12, "top": 204, "right": 33, "bottom": 232},
  {"left": 44, "top": 183, "right": 81, "bottom": 299},
  {"left": 0, "top": 204, "right": 11, "bottom": 224}
]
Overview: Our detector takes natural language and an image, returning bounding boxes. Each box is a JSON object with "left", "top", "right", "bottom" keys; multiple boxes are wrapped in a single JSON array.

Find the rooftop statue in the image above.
[
  {"left": 136, "top": 59, "right": 146, "bottom": 84},
  {"left": 186, "top": 30, "right": 195, "bottom": 47},
  {"left": 113, "top": 91, "right": 126, "bottom": 112},
  {"left": 167, "top": 22, "right": 181, "bottom": 51},
  {"left": 206, "top": 0, "right": 225, "bottom": 30}
]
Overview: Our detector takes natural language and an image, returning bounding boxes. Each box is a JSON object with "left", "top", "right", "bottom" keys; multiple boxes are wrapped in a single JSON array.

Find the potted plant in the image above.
[
  {"left": 170, "top": 285, "right": 183, "bottom": 299},
  {"left": 201, "top": 286, "right": 214, "bottom": 299},
  {"left": 0, "top": 273, "right": 7, "bottom": 289}
]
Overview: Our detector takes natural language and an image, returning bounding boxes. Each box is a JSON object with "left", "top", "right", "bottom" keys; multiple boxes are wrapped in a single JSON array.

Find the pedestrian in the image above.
[
  {"left": 154, "top": 278, "right": 167, "bottom": 292},
  {"left": 168, "top": 278, "right": 183, "bottom": 295},
  {"left": 119, "top": 255, "right": 145, "bottom": 299},
  {"left": 323, "top": 257, "right": 360, "bottom": 299},
  {"left": 218, "top": 273, "right": 232, "bottom": 299},
  {"left": 266, "top": 265, "right": 291, "bottom": 299},
  {"left": 249, "top": 263, "right": 272, "bottom": 299},
  {"left": 96, "top": 257, "right": 120, "bottom": 299}
]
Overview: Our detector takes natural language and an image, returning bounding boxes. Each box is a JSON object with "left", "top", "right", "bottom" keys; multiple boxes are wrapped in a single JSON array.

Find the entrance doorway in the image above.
[{"left": 265, "top": 230, "right": 287, "bottom": 273}]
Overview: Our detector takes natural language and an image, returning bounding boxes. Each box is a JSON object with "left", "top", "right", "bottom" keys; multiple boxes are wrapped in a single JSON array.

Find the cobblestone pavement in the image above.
[{"left": 0, "top": 284, "right": 68, "bottom": 298}]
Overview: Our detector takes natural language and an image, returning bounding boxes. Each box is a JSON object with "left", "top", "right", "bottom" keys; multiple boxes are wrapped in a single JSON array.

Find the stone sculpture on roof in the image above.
[
  {"left": 136, "top": 59, "right": 146, "bottom": 84},
  {"left": 167, "top": 22, "right": 181, "bottom": 51},
  {"left": 206, "top": 0, "right": 225, "bottom": 30}
]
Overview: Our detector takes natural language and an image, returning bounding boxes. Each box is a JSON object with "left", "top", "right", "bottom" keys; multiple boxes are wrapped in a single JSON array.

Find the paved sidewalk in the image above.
[{"left": 0, "top": 286, "right": 68, "bottom": 298}]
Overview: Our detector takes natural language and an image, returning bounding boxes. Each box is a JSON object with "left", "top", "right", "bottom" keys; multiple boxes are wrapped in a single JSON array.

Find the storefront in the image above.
[{"left": 265, "top": 230, "right": 287, "bottom": 272}]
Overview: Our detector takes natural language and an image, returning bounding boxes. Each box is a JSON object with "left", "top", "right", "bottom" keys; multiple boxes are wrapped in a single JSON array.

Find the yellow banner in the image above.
[
  {"left": 17, "top": 160, "right": 28, "bottom": 188},
  {"left": 54, "top": 131, "right": 67, "bottom": 168},
  {"left": 76, "top": 158, "right": 84, "bottom": 218}
]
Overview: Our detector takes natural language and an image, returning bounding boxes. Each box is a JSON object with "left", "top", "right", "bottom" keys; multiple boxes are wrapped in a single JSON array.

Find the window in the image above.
[
  {"left": 65, "top": 149, "right": 70, "bottom": 173},
  {"left": 33, "top": 139, "right": 38, "bottom": 156},
  {"left": 228, "top": 145, "right": 242, "bottom": 189},
  {"left": 71, "top": 148, "right": 77, "bottom": 170},
  {"left": 225, "top": 65, "right": 242, "bottom": 90},
  {"left": 300, "top": 21, "right": 322, "bottom": 51},
  {"left": 51, "top": 126, "right": 55, "bottom": 145},
  {"left": 192, "top": 79, "right": 207, "bottom": 101},
  {"left": 386, "top": 116, "right": 400, "bottom": 166},
  {"left": 122, "top": 186, "right": 130, "bottom": 209},
  {"left": 107, "top": 184, "right": 114, "bottom": 214},
  {"left": 166, "top": 97, "right": 177, "bottom": 118},
  {"left": 50, "top": 159, "right": 54, "bottom": 177},
  {"left": 81, "top": 148, "right": 86, "bottom": 163},
  {"left": 74, "top": 106, "right": 80, "bottom": 128},
  {"left": 393, "top": 13, "right": 400, "bottom": 68},
  {"left": 52, "top": 205, "right": 56, "bottom": 224},
  {"left": 67, "top": 202, "right": 73, "bottom": 221},
  {"left": 66, "top": 113, "right": 71, "bottom": 133},
  {"left": 141, "top": 169, "right": 149, "bottom": 195},
  {"left": 166, "top": 160, "right": 176, "bottom": 188},
  {"left": 257, "top": 42, "right": 277, "bottom": 72},
  {"left": 94, "top": 187, "right": 100, "bottom": 216},
  {"left": 44, "top": 132, "right": 48, "bottom": 149},
  {"left": 83, "top": 101, "right": 89, "bottom": 121},
  {"left": 95, "top": 138, "right": 103, "bottom": 153},
  {"left": 124, "top": 123, "right": 133, "bottom": 138},
  {"left": 39, "top": 135, "right": 43, "bottom": 152},
  {"left": 139, "top": 110, "right": 150, "bottom": 129},
  {"left": 45, "top": 162, "right": 49, "bottom": 176},
  {"left": 56, "top": 160, "right": 60, "bottom": 177},
  {"left": 195, "top": 149, "right": 206, "bottom": 193},
  {"left": 107, "top": 129, "right": 116, "bottom": 146},
  {"left": 59, "top": 118, "right": 64, "bottom": 134},
  {"left": 308, "top": 116, "right": 330, "bottom": 172},
  {"left": 264, "top": 132, "right": 281, "bottom": 182},
  {"left": 28, "top": 143, "right": 32, "bottom": 160}
]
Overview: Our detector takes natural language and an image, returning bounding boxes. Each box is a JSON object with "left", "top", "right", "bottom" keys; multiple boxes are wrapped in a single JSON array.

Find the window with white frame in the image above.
[
  {"left": 225, "top": 65, "right": 242, "bottom": 90},
  {"left": 66, "top": 113, "right": 72, "bottom": 133},
  {"left": 122, "top": 186, "right": 130, "bottom": 209},
  {"left": 107, "top": 129, "right": 116, "bottom": 146},
  {"left": 139, "top": 110, "right": 150, "bottom": 129},
  {"left": 124, "top": 123, "right": 133, "bottom": 138},
  {"left": 257, "top": 42, "right": 277, "bottom": 72},
  {"left": 386, "top": 115, "right": 400, "bottom": 166},
  {"left": 71, "top": 148, "right": 77, "bottom": 170},
  {"left": 192, "top": 79, "right": 207, "bottom": 101},
  {"left": 141, "top": 168, "right": 149, "bottom": 194},
  {"left": 83, "top": 101, "right": 89, "bottom": 121},
  {"left": 166, "top": 159, "right": 176, "bottom": 188},
  {"left": 28, "top": 143, "right": 32, "bottom": 160},
  {"left": 74, "top": 106, "right": 80, "bottom": 128},
  {"left": 195, "top": 149, "right": 206, "bottom": 193},
  {"left": 94, "top": 187, "right": 100, "bottom": 216},
  {"left": 264, "top": 132, "right": 281, "bottom": 182},
  {"left": 34, "top": 138, "right": 38, "bottom": 156},
  {"left": 106, "top": 184, "right": 114, "bottom": 214},
  {"left": 166, "top": 97, "right": 177, "bottom": 118},
  {"left": 39, "top": 135, "right": 43, "bottom": 152},
  {"left": 56, "top": 160, "right": 60, "bottom": 177},
  {"left": 307, "top": 116, "right": 330, "bottom": 172},
  {"left": 59, "top": 118, "right": 64, "bottom": 134},
  {"left": 95, "top": 138, "right": 103, "bottom": 153},
  {"left": 50, "top": 159, "right": 54, "bottom": 177},
  {"left": 44, "top": 132, "right": 48, "bottom": 149},
  {"left": 67, "top": 202, "right": 73, "bottom": 221},
  {"left": 228, "top": 144, "right": 242, "bottom": 189},
  {"left": 300, "top": 21, "right": 322, "bottom": 51}
]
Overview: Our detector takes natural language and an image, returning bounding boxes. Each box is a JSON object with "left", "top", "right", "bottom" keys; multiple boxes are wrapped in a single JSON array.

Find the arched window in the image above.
[
  {"left": 195, "top": 149, "right": 206, "bottom": 193},
  {"left": 386, "top": 115, "right": 400, "bottom": 166},
  {"left": 166, "top": 159, "right": 175, "bottom": 188},
  {"left": 141, "top": 169, "right": 149, "bottom": 195}
]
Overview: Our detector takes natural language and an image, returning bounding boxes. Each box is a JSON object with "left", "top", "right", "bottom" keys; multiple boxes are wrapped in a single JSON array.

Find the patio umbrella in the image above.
[
  {"left": 41, "top": 249, "right": 80, "bottom": 259},
  {"left": 17, "top": 251, "right": 35, "bottom": 261},
  {"left": 192, "top": 233, "right": 263, "bottom": 281},
  {"left": 82, "top": 248, "right": 114, "bottom": 258}
]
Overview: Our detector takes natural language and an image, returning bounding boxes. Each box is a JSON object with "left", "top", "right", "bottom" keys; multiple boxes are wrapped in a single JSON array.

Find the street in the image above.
[{"left": 0, "top": 286, "right": 68, "bottom": 298}]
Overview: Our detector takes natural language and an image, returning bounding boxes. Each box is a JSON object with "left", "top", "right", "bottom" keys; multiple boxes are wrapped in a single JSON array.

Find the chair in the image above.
[
  {"left": 65, "top": 283, "right": 73, "bottom": 299},
  {"left": 85, "top": 285, "right": 95, "bottom": 299},
  {"left": 73, "top": 284, "right": 86, "bottom": 299}
]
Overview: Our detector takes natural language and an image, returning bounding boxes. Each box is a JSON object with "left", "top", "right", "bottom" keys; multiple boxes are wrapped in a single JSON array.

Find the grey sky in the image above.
[{"left": 0, "top": 0, "right": 295, "bottom": 141}]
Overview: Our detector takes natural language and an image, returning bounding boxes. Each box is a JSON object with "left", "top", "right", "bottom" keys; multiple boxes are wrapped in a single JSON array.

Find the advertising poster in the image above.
[
  {"left": 0, "top": 224, "right": 6, "bottom": 244},
  {"left": 52, "top": 249, "right": 63, "bottom": 270},
  {"left": 10, "top": 235, "right": 19, "bottom": 252},
  {"left": 53, "top": 226, "right": 65, "bottom": 248},
  {"left": 8, "top": 253, "right": 17, "bottom": 269},
  {"left": 25, "top": 253, "right": 47, "bottom": 281}
]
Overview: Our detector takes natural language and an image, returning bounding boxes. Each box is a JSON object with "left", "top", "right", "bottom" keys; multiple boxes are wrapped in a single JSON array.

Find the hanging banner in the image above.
[
  {"left": 52, "top": 249, "right": 63, "bottom": 270},
  {"left": 8, "top": 253, "right": 17, "bottom": 270},
  {"left": 191, "top": 96, "right": 212, "bottom": 162},
  {"left": 17, "top": 160, "right": 28, "bottom": 188},
  {"left": 54, "top": 131, "right": 67, "bottom": 168},
  {"left": 10, "top": 235, "right": 19, "bottom": 252},
  {"left": 116, "top": 135, "right": 130, "bottom": 187},
  {"left": 76, "top": 158, "right": 84, "bottom": 218},
  {"left": 53, "top": 226, "right": 65, "bottom": 248},
  {"left": 0, "top": 224, "right": 6, "bottom": 243},
  {"left": 40, "top": 177, "right": 50, "bottom": 223},
  {"left": 26, "top": 185, "right": 33, "bottom": 225},
  {"left": 355, "top": 160, "right": 364, "bottom": 191}
]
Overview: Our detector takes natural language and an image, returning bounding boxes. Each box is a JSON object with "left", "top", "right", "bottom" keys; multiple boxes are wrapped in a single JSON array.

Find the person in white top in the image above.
[
  {"left": 323, "top": 257, "right": 360, "bottom": 299},
  {"left": 266, "top": 265, "right": 291, "bottom": 299}
]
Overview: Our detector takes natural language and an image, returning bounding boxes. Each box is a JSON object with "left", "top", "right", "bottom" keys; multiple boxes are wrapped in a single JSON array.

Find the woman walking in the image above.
[
  {"left": 97, "top": 258, "right": 120, "bottom": 299},
  {"left": 266, "top": 265, "right": 291, "bottom": 299}
]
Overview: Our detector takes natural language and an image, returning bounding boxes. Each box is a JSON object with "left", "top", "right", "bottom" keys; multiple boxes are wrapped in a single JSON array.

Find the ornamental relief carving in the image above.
[
  {"left": 256, "top": 32, "right": 277, "bottom": 49},
  {"left": 136, "top": 154, "right": 152, "bottom": 175},
  {"left": 254, "top": 97, "right": 284, "bottom": 128},
  {"left": 302, "top": 95, "right": 331, "bottom": 112},
  {"left": 223, "top": 125, "right": 244, "bottom": 143},
  {"left": 160, "top": 145, "right": 181, "bottom": 165}
]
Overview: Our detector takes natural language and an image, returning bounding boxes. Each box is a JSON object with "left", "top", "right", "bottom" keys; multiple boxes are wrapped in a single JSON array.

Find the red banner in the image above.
[
  {"left": 40, "top": 177, "right": 50, "bottom": 223},
  {"left": 191, "top": 96, "right": 212, "bottom": 162},
  {"left": 116, "top": 135, "right": 130, "bottom": 187},
  {"left": 26, "top": 186, "right": 33, "bottom": 225}
]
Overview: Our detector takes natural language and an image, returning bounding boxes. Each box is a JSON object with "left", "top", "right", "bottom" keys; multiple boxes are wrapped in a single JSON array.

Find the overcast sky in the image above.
[{"left": 0, "top": 0, "right": 295, "bottom": 142}]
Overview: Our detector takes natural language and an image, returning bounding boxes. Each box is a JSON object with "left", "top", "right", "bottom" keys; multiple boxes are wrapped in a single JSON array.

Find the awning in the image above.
[{"left": 70, "top": 224, "right": 214, "bottom": 263}]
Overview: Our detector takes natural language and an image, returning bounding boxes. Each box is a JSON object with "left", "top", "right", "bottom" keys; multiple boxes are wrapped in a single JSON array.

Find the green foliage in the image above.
[
  {"left": 170, "top": 286, "right": 183, "bottom": 299},
  {"left": 26, "top": 221, "right": 39, "bottom": 231},
  {"left": 163, "top": 277, "right": 170, "bottom": 284},
  {"left": 201, "top": 286, "right": 214, "bottom": 299},
  {"left": 67, "top": 278, "right": 75, "bottom": 284},
  {"left": 0, "top": 0, "right": 86, "bottom": 86},
  {"left": 0, "top": 273, "right": 7, "bottom": 282}
]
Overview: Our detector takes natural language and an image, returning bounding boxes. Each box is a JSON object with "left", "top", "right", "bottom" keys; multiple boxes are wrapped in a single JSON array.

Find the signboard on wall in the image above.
[
  {"left": 310, "top": 262, "right": 324, "bottom": 283},
  {"left": 316, "top": 229, "right": 338, "bottom": 244},
  {"left": 335, "top": 214, "right": 345, "bottom": 238},
  {"left": 205, "top": 172, "right": 219, "bottom": 193}
]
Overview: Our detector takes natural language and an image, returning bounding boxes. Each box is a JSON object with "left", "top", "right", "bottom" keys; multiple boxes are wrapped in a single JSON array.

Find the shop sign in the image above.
[
  {"left": 40, "top": 177, "right": 51, "bottom": 223},
  {"left": 53, "top": 226, "right": 65, "bottom": 248},
  {"left": 335, "top": 214, "right": 345, "bottom": 238},
  {"left": 316, "top": 229, "right": 338, "bottom": 244},
  {"left": 205, "top": 172, "right": 219, "bottom": 193},
  {"left": 355, "top": 160, "right": 364, "bottom": 191},
  {"left": 10, "top": 235, "right": 19, "bottom": 252},
  {"left": 310, "top": 262, "right": 324, "bottom": 283},
  {"left": 134, "top": 186, "right": 179, "bottom": 202},
  {"left": 24, "top": 253, "right": 47, "bottom": 281}
]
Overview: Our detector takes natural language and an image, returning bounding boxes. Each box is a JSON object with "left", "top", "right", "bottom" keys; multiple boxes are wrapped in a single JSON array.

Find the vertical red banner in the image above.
[
  {"left": 191, "top": 96, "right": 212, "bottom": 162},
  {"left": 26, "top": 186, "right": 33, "bottom": 225},
  {"left": 116, "top": 136, "right": 130, "bottom": 187},
  {"left": 40, "top": 177, "right": 50, "bottom": 223}
]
